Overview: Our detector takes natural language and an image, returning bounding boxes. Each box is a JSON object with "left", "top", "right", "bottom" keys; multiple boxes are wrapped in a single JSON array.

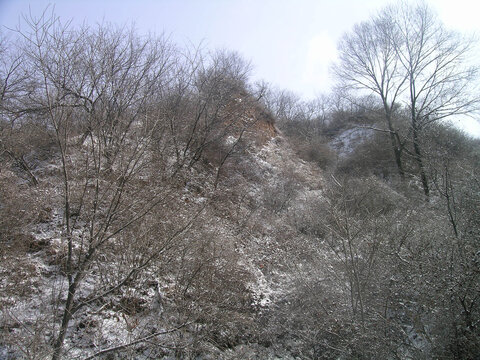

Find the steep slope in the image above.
[{"left": 0, "top": 94, "right": 328, "bottom": 359}]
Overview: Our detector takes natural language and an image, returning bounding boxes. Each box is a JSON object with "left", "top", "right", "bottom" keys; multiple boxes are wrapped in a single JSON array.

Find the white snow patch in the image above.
[
  {"left": 225, "top": 135, "right": 237, "bottom": 145},
  {"left": 330, "top": 127, "right": 373, "bottom": 156}
]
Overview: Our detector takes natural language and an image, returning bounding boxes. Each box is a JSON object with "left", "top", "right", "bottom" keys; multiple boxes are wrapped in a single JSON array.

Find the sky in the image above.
[{"left": 1, "top": 0, "right": 479, "bottom": 135}]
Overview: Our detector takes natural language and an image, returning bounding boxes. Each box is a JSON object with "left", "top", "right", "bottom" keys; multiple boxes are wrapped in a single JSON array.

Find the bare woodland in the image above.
[{"left": 0, "top": 3, "right": 479, "bottom": 359}]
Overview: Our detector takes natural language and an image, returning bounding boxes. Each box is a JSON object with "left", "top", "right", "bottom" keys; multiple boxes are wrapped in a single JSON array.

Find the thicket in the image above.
[
  {"left": 261, "top": 84, "right": 480, "bottom": 358},
  {"left": 0, "top": 10, "right": 263, "bottom": 359},
  {"left": 1, "top": 5, "right": 479, "bottom": 360}
]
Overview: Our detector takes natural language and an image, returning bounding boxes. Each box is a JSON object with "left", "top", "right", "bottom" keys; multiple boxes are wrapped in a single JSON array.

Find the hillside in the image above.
[
  {"left": 3, "top": 87, "right": 479, "bottom": 359},
  {"left": 1, "top": 13, "right": 480, "bottom": 360},
  {"left": 0, "top": 93, "right": 325, "bottom": 358}
]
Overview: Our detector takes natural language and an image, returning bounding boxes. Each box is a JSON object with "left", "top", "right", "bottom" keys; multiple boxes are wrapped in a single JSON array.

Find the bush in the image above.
[
  {"left": 296, "top": 138, "right": 336, "bottom": 169},
  {"left": 337, "top": 131, "right": 399, "bottom": 179}
]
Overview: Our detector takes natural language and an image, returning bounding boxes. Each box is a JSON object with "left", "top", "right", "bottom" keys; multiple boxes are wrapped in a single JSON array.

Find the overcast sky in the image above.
[{"left": 1, "top": 0, "right": 479, "bottom": 135}]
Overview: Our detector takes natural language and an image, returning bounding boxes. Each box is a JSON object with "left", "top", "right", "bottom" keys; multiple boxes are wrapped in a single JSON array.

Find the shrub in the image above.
[{"left": 296, "top": 138, "right": 336, "bottom": 169}]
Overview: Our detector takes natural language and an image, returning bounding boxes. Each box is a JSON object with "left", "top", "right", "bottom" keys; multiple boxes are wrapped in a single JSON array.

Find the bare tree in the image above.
[
  {"left": 12, "top": 10, "right": 203, "bottom": 359},
  {"left": 0, "top": 30, "right": 41, "bottom": 185},
  {"left": 334, "top": 13, "right": 408, "bottom": 178},
  {"left": 160, "top": 46, "right": 253, "bottom": 176},
  {"left": 2, "top": 7, "right": 261, "bottom": 357},
  {"left": 386, "top": 2, "right": 479, "bottom": 197},
  {"left": 0, "top": 32, "right": 24, "bottom": 110},
  {"left": 334, "top": 1, "right": 479, "bottom": 195}
]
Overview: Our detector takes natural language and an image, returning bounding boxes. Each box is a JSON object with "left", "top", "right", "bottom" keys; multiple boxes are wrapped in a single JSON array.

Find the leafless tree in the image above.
[
  {"left": 388, "top": 2, "right": 479, "bottom": 196},
  {"left": 0, "top": 32, "right": 23, "bottom": 110},
  {"left": 158, "top": 46, "right": 255, "bottom": 185},
  {"left": 334, "top": 2, "right": 479, "bottom": 196},
  {"left": 2, "top": 7, "right": 260, "bottom": 357},
  {"left": 11, "top": 10, "right": 204, "bottom": 359},
  {"left": 334, "top": 12, "right": 408, "bottom": 177},
  {"left": 0, "top": 30, "right": 41, "bottom": 185}
]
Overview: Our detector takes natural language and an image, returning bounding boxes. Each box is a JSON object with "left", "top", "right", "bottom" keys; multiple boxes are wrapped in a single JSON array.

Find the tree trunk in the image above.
[
  {"left": 412, "top": 122, "right": 429, "bottom": 197},
  {"left": 389, "top": 129, "right": 405, "bottom": 179},
  {"left": 51, "top": 282, "right": 77, "bottom": 360},
  {"left": 384, "top": 106, "right": 405, "bottom": 179}
]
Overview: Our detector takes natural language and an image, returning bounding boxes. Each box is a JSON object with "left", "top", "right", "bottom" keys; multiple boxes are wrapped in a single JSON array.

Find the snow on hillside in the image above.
[
  {"left": 0, "top": 124, "right": 331, "bottom": 358},
  {"left": 329, "top": 127, "right": 373, "bottom": 157}
]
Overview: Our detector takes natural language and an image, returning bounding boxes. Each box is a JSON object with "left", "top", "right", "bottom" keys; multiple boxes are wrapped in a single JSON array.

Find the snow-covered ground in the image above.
[{"left": 329, "top": 127, "right": 373, "bottom": 156}]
